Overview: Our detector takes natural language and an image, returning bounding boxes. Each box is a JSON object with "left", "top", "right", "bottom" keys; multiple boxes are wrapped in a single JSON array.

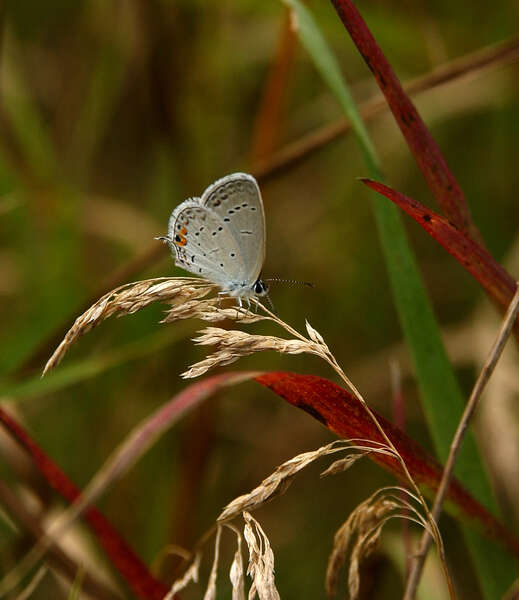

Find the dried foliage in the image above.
[
  {"left": 325, "top": 487, "right": 430, "bottom": 599},
  {"left": 163, "top": 298, "right": 266, "bottom": 325},
  {"left": 43, "top": 277, "right": 448, "bottom": 597},
  {"left": 203, "top": 526, "right": 222, "bottom": 600},
  {"left": 218, "top": 440, "right": 390, "bottom": 522},
  {"left": 163, "top": 553, "right": 201, "bottom": 600},
  {"left": 183, "top": 327, "right": 319, "bottom": 378},
  {"left": 243, "top": 512, "right": 280, "bottom": 600},
  {"left": 43, "top": 277, "right": 218, "bottom": 375},
  {"left": 228, "top": 524, "right": 246, "bottom": 600}
]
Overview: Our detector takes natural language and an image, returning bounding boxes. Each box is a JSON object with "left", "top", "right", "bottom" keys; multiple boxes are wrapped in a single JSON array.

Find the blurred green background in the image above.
[{"left": 1, "top": 1, "right": 519, "bottom": 598}]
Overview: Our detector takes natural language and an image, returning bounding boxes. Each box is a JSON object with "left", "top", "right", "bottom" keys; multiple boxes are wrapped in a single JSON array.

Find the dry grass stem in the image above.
[
  {"left": 43, "top": 277, "right": 218, "bottom": 375},
  {"left": 202, "top": 526, "right": 222, "bottom": 600},
  {"left": 326, "top": 487, "right": 429, "bottom": 600},
  {"left": 182, "top": 327, "right": 320, "bottom": 379},
  {"left": 404, "top": 283, "right": 519, "bottom": 600},
  {"left": 218, "top": 441, "right": 391, "bottom": 522},
  {"left": 243, "top": 512, "right": 280, "bottom": 600},
  {"left": 164, "top": 552, "right": 201, "bottom": 600}
]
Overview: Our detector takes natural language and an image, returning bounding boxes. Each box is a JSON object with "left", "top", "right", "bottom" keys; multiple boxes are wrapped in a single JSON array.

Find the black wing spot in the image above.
[
  {"left": 224, "top": 217, "right": 230, "bottom": 222},
  {"left": 212, "top": 231, "right": 217, "bottom": 236},
  {"left": 240, "top": 230, "right": 252, "bottom": 235},
  {"left": 228, "top": 210, "right": 234, "bottom": 214},
  {"left": 218, "top": 226, "right": 223, "bottom": 231},
  {"left": 251, "top": 207, "right": 257, "bottom": 211},
  {"left": 220, "top": 263, "right": 224, "bottom": 267},
  {"left": 242, "top": 203, "right": 248, "bottom": 207},
  {"left": 235, "top": 206, "right": 241, "bottom": 210},
  {"left": 195, "top": 232, "right": 199, "bottom": 236},
  {"left": 230, "top": 253, "right": 235, "bottom": 257},
  {"left": 198, "top": 268, "right": 202, "bottom": 273}
]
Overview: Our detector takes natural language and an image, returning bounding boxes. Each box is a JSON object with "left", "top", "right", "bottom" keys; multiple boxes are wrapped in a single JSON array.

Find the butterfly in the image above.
[{"left": 157, "top": 173, "right": 270, "bottom": 308}]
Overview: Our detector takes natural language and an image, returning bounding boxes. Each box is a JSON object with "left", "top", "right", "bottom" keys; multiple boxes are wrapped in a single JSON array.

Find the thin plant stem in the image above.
[
  {"left": 255, "top": 301, "right": 455, "bottom": 599},
  {"left": 403, "top": 283, "right": 519, "bottom": 600}
]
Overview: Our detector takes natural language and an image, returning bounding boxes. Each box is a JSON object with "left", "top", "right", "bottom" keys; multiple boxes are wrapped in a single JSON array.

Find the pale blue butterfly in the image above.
[{"left": 157, "top": 173, "right": 271, "bottom": 308}]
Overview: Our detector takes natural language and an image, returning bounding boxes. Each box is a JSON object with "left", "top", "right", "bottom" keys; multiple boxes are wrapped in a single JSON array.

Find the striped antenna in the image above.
[{"left": 264, "top": 278, "right": 314, "bottom": 288}]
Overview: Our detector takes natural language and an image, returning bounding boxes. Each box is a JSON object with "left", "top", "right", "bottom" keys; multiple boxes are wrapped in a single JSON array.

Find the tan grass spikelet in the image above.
[
  {"left": 325, "top": 487, "right": 430, "bottom": 599},
  {"left": 163, "top": 552, "right": 201, "bottom": 600},
  {"left": 218, "top": 441, "right": 380, "bottom": 522},
  {"left": 243, "top": 512, "right": 280, "bottom": 600},
  {"left": 43, "top": 277, "right": 218, "bottom": 375},
  {"left": 203, "top": 526, "right": 222, "bottom": 600},
  {"left": 320, "top": 451, "right": 373, "bottom": 478},
  {"left": 162, "top": 298, "right": 267, "bottom": 325},
  {"left": 182, "top": 327, "right": 320, "bottom": 379},
  {"left": 227, "top": 524, "right": 246, "bottom": 600}
]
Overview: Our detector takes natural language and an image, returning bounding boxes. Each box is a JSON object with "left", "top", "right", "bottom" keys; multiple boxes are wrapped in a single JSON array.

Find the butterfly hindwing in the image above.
[{"left": 201, "top": 173, "right": 265, "bottom": 285}]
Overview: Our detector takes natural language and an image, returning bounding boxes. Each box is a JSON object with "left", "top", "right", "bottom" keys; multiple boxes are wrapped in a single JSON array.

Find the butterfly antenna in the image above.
[{"left": 264, "top": 278, "right": 314, "bottom": 288}]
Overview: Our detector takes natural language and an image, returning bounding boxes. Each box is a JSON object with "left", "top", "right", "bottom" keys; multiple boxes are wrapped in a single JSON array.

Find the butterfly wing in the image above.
[
  {"left": 167, "top": 198, "right": 249, "bottom": 289},
  {"left": 201, "top": 173, "right": 266, "bottom": 285}
]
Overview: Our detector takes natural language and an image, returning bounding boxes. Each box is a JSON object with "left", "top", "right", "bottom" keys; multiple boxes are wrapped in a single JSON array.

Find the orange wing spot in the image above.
[
  {"left": 174, "top": 232, "right": 188, "bottom": 247},
  {"left": 180, "top": 226, "right": 187, "bottom": 235}
]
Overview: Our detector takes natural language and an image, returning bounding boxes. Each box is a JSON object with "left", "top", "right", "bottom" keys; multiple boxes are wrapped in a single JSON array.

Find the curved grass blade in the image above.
[
  {"left": 279, "top": 1, "right": 518, "bottom": 594},
  {"left": 362, "top": 178, "right": 518, "bottom": 311},
  {"left": 0, "top": 372, "right": 257, "bottom": 598},
  {"left": 256, "top": 371, "right": 519, "bottom": 557},
  {"left": 329, "top": 0, "right": 480, "bottom": 241}
]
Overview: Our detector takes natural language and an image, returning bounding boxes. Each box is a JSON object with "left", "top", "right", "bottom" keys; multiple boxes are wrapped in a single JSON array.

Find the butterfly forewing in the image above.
[
  {"left": 168, "top": 199, "right": 249, "bottom": 288},
  {"left": 201, "top": 173, "right": 266, "bottom": 285}
]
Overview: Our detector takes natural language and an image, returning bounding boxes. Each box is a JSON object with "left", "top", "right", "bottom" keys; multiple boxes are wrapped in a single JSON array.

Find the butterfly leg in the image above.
[{"left": 235, "top": 296, "right": 243, "bottom": 318}]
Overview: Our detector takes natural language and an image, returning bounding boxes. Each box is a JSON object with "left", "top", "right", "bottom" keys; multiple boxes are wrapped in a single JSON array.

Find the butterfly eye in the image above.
[{"left": 254, "top": 280, "right": 268, "bottom": 295}]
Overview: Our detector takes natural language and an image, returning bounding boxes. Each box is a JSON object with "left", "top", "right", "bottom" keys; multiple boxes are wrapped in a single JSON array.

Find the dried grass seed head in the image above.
[
  {"left": 182, "top": 327, "right": 321, "bottom": 379},
  {"left": 43, "top": 277, "right": 218, "bottom": 374}
]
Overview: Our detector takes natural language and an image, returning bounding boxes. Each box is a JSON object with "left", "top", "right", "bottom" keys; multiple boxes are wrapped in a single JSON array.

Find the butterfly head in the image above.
[{"left": 253, "top": 279, "right": 269, "bottom": 297}]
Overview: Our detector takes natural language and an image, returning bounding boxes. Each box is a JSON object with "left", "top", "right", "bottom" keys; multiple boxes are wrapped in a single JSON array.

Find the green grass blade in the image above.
[
  {"left": 282, "top": 0, "right": 516, "bottom": 595},
  {"left": 1, "top": 327, "right": 189, "bottom": 401}
]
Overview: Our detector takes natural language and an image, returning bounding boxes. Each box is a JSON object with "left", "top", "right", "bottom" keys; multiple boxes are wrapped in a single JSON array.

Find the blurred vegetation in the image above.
[{"left": 1, "top": 1, "right": 519, "bottom": 598}]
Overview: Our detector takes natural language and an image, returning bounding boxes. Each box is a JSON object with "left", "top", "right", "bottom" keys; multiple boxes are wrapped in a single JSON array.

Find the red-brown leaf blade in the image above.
[
  {"left": 0, "top": 372, "right": 258, "bottom": 599},
  {"left": 0, "top": 406, "right": 168, "bottom": 600},
  {"left": 361, "top": 178, "right": 517, "bottom": 310},
  {"left": 255, "top": 371, "right": 519, "bottom": 556},
  {"left": 329, "top": 0, "right": 480, "bottom": 241}
]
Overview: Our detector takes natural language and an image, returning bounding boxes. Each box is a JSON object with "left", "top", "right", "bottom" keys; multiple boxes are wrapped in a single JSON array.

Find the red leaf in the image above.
[
  {"left": 0, "top": 372, "right": 258, "bottom": 599},
  {"left": 0, "top": 407, "right": 169, "bottom": 600},
  {"left": 361, "top": 178, "right": 517, "bottom": 311},
  {"left": 256, "top": 371, "right": 519, "bottom": 556},
  {"left": 329, "top": 0, "right": 481, "bottom": 241}
]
